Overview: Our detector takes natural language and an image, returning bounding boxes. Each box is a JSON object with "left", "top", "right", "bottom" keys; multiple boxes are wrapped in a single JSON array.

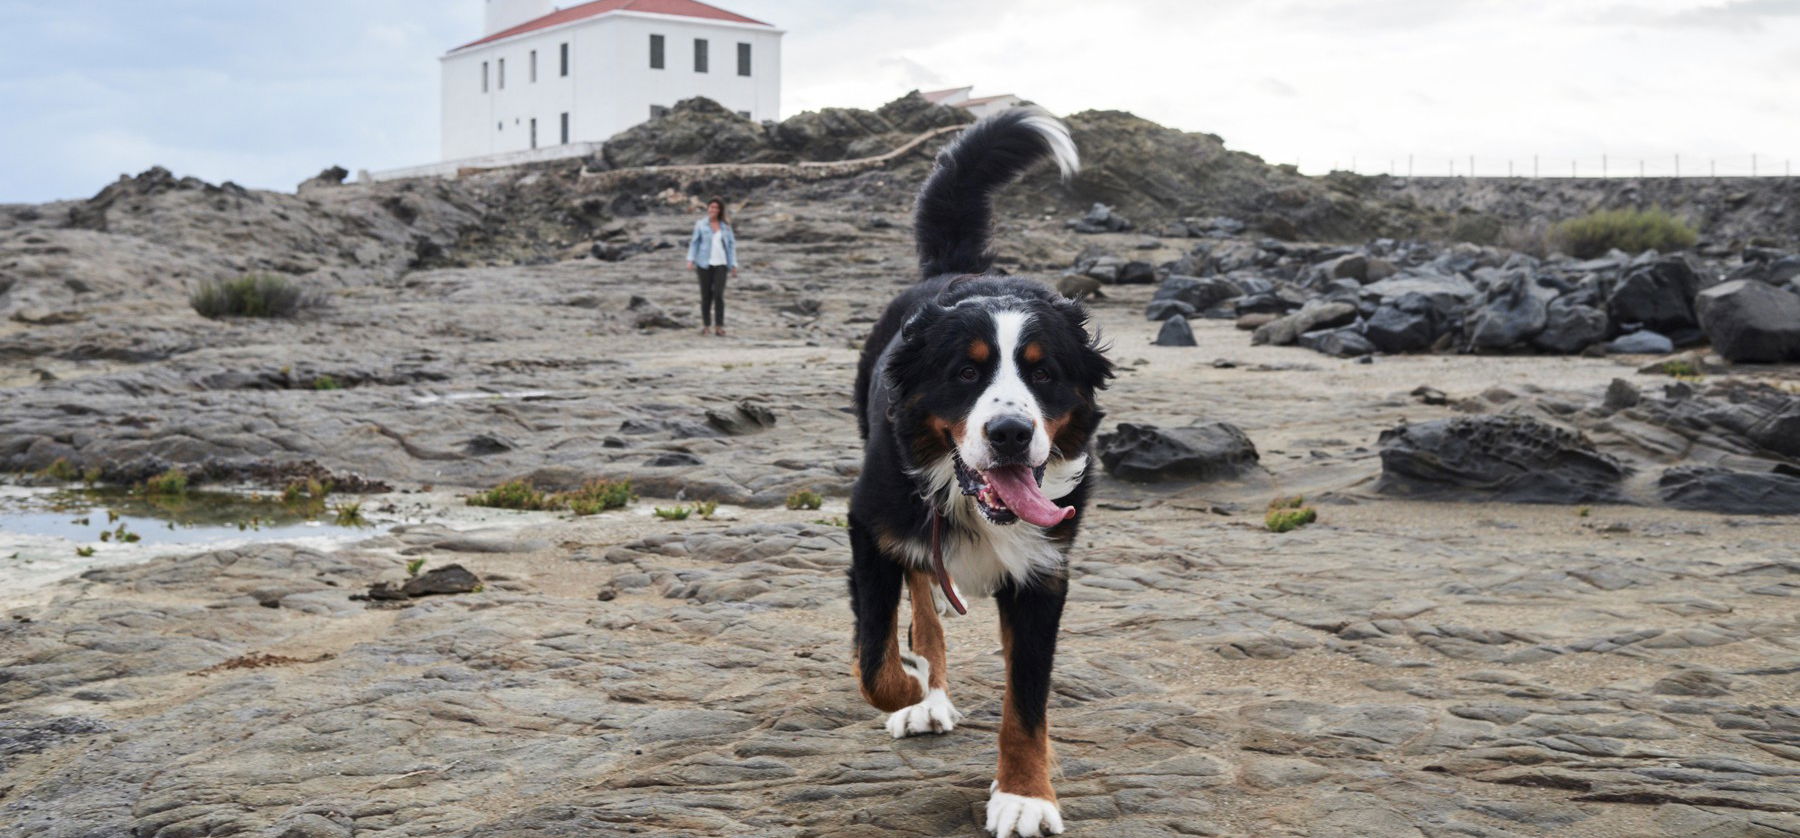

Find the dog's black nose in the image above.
[{"left": 984, "top": 415, "right": 1035, "bottom": 461}]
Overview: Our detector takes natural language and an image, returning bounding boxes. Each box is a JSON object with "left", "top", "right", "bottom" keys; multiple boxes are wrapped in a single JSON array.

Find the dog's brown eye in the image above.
[
  {"left": 1030, "top": 368, "right": 1052, "bottom": 384},
  {"left": 958, "top": 366, "right": 979, "bottom": 382}
]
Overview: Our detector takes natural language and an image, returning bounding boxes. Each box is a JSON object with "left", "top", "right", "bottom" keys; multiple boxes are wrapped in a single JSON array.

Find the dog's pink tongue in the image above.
[{"left": 984, "top": 465, "right": 1075, "bottom": 527}]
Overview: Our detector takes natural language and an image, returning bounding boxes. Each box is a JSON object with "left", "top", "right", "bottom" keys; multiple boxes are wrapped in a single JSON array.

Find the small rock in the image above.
[
  {"left": 1607, "top": 330, "right": 1675, "bottom": 355},
  {"left": 1153, "top": 316, "right": 1197, "bottom": 347}
]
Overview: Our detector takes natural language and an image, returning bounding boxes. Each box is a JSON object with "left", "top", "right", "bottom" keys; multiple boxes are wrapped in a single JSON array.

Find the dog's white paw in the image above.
[
  {"left": 985, "top": 786, "right": 1064, "bottom": 837},
  {"left": 993, "top": 784, "right": 1058, "bottom": 838},
  {"left": 885, "top": 688, "right": 962, "bottom": 738}
]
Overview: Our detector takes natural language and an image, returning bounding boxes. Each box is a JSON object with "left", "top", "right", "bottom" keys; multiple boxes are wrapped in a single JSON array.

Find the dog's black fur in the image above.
[{"left": 845, "top": 108, "right": 1113, "bottom": 830}]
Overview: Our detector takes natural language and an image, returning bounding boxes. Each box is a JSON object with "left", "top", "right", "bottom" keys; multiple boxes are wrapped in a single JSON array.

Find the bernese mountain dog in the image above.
[{"left": 848, "top": 108, "right": 1112, "bottom": 837}]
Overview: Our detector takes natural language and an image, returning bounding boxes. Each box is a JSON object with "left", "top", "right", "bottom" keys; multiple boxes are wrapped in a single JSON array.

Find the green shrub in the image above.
[
  {"left": 467, "top": 480, "right": 557, "bottom": 511},
  {"left": 692, "top": 500, "right": 718, "bottom": 520},
  {"left": 1551, "top": 208, "right": 1697, "bottom": 259},
  {"left": 786, "top": 489, "right": 824, "bottom": 511},
  {"left": 35, "top": 458, "right": 79, "bottom": 483},
  {"left": 190, "top": 274, "right": 312, "bottom": 319},
  {"left": 1448, "top": 214, "right": 1503, "bottom": 246},
  {"left": 562, "top": 480, "right": 634, "bottom": 515},
  {"left": 142, "top": 469, "right": 189, "bottom": 497},
  {"left": 406, "top": 557, "right": 426, "bottom": 577},
  {"left": 1266, "top": 496, "right": 1318, "bottom": 533},
  {"left": 312, "top": 375, "right": 341, "bottom": 391},
  {"left": 332, "top": 502, "right": 365, "bottom": 526},
  {"left": 654, "top": 505, "right": 692, "bottom": 521}
]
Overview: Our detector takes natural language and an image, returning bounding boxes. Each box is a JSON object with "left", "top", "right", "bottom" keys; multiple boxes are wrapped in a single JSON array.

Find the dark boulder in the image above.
[
  {"left": 705, "top": 400, "right": 777, "bottom": 435},
  {"left": 1097, "top": 422, "right": 1261, "bottom": 483},
  {"left": 1153, "top": 316, "right": 1197, "bottom": 347},
  {"left": 1659, "top": 466, "right": 1800, "bottom": 515},
  {"left": 1376, "top": 415, "right": 1629, "bottom": 503},
  {"left": 402, "top": 564, "right": 483, "bottom": 597},
  {"left": 1365, "top": 294, "right": 1442, "bottom": 353},
  {"left": 1695, "top": 279, "right": 1800, "bottom": 363},
  {"left": 1147, "top": 276, "right": 1239, "bottom": 320},
  {"left": 1143, "top": 299, "right": 1195, "bottom": 321},
  {"left": 1607, "top": 330, "right": 1674, "bottom": 355},
  {"left": 1465, "top": 272, "right": 1549, "bottom": 350},
  {"left": 1252, "top": 301, "right": 1357, "bottom": 346},
  {"left": 1070, "top": 202, "right": 1133, "bottom": 234},
  {"left": 1533, "top": 300, "right": 1610, "bottom": 354},
  {"left": 1298, "top": 327, "right": 1374, "bottom": 358},
  {"left": 1116, "top": 260, "right": 1157, "bottom": 284},
  {"left": 1606, "top": 256, "right": 1702, "bottom": 333}
]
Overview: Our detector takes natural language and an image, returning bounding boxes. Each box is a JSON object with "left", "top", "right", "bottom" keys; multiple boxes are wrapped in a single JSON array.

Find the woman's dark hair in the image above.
[{"left": 707, "top": 196, "right": 727, "bottom": 224}]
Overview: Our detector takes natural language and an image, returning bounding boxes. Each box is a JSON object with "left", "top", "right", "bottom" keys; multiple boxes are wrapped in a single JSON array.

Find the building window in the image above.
[
  {"left": 481, "top": 61, "right": 489, "bottom": 92},
  {"left": 737, "top": 43, "right": 751, "bottom": 76},
  {"left": 530, "top": 118, "right": 538, "bottom": 149},
  {"left": 498, "top": 58, "right": 505, "bottom": 89},
  {"left": 560, "top": 43, "right": 569, "bottom": 77},
  {"left": 694, "top": 38, "right": 708, "bottom": 73},
  {"left": 737, "top": 110, "right": 751, "bottom": 119},
  {"left": 530, "top": 50, "right": 537, "bottom": 83},
  {"left": 560, "top": 112, "right": 570, "bottom": 144},
  {"left": 650, "top": 104, "right": 669, "bottom": 119},
  {"left": 649, "top": 34, "right": 664, "bottom": 69}
]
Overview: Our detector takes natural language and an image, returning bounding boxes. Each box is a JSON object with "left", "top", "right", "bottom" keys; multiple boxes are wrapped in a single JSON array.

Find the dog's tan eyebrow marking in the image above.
[
  {"left": 1021, "top": 342, "right": 1044, "bottom": 364},
  {"left": 968, "top": 339, "right": 991, "bottom": 363}
]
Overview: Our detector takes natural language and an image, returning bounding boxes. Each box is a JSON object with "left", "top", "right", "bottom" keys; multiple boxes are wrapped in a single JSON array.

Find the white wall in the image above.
[{"left": 441, "top": 12, "right": 782, "bottom": 162}]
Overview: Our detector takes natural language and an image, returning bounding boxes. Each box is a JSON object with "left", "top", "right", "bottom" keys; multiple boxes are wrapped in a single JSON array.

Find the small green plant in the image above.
[
  {"left": 812, "top": 516, "right": 848, "bottom": 528},
  {"left": 406, "top": 557, "right": 426, "bottom": 577},
  {"left": 654, "top": 505, "right": 692, "bottom": 521},
  {"left": 1265, "top": 496, "right": 1318, "bottom": 533},
  {"left": 1653, "top": 359, "right": 1701, "bottom": 379},
  {"left": 1578, "top": 506, "right": 1592, "bottom": 518},
  {"left": 312, "top": 375, "right": 341, "bottom": 391},
  {"left": 142, "top": 469, "right": 189, "bottom": 498},
  {"left": 81, "top": 466, "right": 103, "bottom": 487},
  {"left": 111, "top": 523, "right": 140, "bottom": 543},
  {"left": 1551, "top": 208, "right": 1698, "bottom": 259},
  {"left": 692, "top": 500, "right": 718, "bottom": 520},
  {"left": 190, "top": 273, "right": 312, "bottom": 319},
  {"left": 562, "top": 479, "right": 635, "bottom": 515},
  {"left": 36, "top": 458, "right": 79, "bottom": 483},
  {"left": 76, "top": 546, "right": 96, "bottom": 557},
  {"left": 786, "top": 489, "right": 824, "bottom": 511},
  {"left": 283, "top": 478, "right": 331, "bottom": 503},
  {"left": 332, "top": 502, "right": 365, "bottom": 526},
  {"left": 467, "top": 480, "right": 557, "bottom": 511}
]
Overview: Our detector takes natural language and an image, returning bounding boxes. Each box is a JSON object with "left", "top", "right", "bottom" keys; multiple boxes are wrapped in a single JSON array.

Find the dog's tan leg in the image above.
[
  {"left": 986, "top": 580, "right": 1067, "bottom": 837},
  {"left": 852, "top": 599, "right": 926, "bottom": 713},
  {"left": 849, "top": 519, "right": 926, "bottom": 713},
  {"left": 878, "top": 570, "right": 964, "bottom": 738},
  {"left": 906, "top": 569, "right": 948, "bottom": 690}
]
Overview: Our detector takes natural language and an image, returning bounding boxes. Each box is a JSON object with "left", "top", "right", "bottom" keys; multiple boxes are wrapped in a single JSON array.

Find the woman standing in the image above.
[{"left": 686, "top": 197, "right": 738, "bottom": 336}]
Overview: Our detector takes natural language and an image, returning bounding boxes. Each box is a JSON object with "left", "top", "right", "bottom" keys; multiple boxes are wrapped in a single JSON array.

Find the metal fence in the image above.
[{"left": 1312, "top": 154, "right": 1796, "bottom": 178}]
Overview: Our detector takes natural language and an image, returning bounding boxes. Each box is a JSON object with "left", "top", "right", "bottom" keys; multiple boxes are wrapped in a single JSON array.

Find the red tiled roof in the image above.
[
  {"left": 454, "top": 0, "right": 771, "bottom": 52},
  {"left": 921, "top": 86, "right": 972, "bottom": 103}
]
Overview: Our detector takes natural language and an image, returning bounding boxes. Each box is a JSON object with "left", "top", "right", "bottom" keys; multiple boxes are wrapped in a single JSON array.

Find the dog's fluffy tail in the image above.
[{"left": 914, "top": 107, "right": 1078, "bottom": 279}]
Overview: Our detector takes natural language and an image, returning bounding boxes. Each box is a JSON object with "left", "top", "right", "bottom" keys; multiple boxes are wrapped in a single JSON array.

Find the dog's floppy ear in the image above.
[
  {"left": 883, "top": 302, "right": 951, "bottom": 396},
  {"left": 1047, "top": 295, "right": 1116, "bottom": 392}
]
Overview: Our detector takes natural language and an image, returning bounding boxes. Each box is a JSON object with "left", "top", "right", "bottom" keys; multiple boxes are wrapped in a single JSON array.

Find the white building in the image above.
[
  {"left": 923, "top": 86, "right": 1023, "bottom": 120},
  {"left": 440, "top": 0, "right": 783, "bottom": 162}
]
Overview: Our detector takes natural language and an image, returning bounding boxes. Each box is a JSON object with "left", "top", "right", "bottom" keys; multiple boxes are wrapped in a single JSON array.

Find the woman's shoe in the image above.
[
  {"left": 715, "top": 328, "right": 727, "bottom": 337},
  {"left": 699, "top": 326, "right": 713, "bottom": 336}
]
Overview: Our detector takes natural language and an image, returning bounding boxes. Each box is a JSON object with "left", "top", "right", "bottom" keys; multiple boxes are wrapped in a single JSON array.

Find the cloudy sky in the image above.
[{"left": 2, "top": 0, "right": 1797, "bottom": 202}]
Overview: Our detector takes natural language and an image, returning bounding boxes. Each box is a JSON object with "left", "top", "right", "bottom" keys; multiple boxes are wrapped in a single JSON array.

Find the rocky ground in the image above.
[{"left": 3, "top": 100, "right": 1799, "bottom": 836}]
